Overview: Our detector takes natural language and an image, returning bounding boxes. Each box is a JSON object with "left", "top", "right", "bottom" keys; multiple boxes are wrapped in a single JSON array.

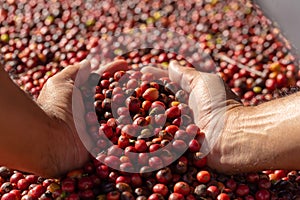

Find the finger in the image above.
[
  {"left": 169, "top": 60, "right": 200, "bottom": 93},
  {"left": 140, "top": 66, "right": 168, "bottom": 79},
  {"left": 94, "top": 59, "right": 129, "bottom": 75},
  {"left": 75, "top": 60, "right": 92, "bottom": 86},
  {"left": 72, "top": 88, "right": 94, "bottom": 151},
  {"left": 54, "top": 60, "right": 91, "bottom": 86}
]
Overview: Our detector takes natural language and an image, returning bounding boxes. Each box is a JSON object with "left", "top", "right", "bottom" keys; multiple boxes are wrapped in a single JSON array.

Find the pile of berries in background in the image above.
[{"left": 1, "top": 0, "right": 300, "bottom": 199}]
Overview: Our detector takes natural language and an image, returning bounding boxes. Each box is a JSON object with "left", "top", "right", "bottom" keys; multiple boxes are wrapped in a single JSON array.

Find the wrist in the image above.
[
  {"left": 44, "top": 114, "right": 90, "bottom": 177},
  {"left": 208, "top": 92, "right": 300, "bottom": 173},
  {"left": 234, "top": 105, "right": 271, "bottom": 170},
  {"left": 211, "top": 104, "right": 266, "bottom": 174},
  {"left": 36, "top": 116, "right": 62, "bottom": 177},
  {"left": 44, "top": 116, "right": 79, "bottom": 177}
]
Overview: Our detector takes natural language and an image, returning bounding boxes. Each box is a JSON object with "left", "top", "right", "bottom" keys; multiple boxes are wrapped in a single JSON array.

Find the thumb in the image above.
[
  {"left": 169, "top": 60, "right": 200, "bottom": 93},
  {"left": 169, "top": 60, "right": 227, "bottom": 157},
  {"left": 57, "top": 60, "right": 91, "bottom": 86},
  {"left": 170, "top": 60, "right": 228, "bottom": 106},
  {"left": 140, "top": 66, "right": 168, "bottom": 79},
  {"left": 95, "top": 59, "right": 129, "bottom": 75}
]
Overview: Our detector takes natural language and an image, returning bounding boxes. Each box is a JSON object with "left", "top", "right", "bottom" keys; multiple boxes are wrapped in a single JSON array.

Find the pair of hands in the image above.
[{"left": 38, "top": 59, "right": 247, "bottom": 176}]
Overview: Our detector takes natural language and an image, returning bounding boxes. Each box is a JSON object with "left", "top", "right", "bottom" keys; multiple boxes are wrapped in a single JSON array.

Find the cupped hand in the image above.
[
  {"left": 142, "top": 61, "right": 256, "bottom": 174},
  {"left": 37, "top": 59, "right": 128, "bottom": 177}
]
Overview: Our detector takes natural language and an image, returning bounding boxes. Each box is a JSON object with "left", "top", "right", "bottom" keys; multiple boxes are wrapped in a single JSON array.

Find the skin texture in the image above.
[
  {"left": 142, "top": 60, "right": 300, "bottom": 174},
  {"left": 0, "top": 59, "right": 128, "bottom": 177}
]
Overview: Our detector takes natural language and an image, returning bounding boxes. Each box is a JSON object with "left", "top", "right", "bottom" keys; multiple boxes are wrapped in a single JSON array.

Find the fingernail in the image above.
[
  {"left": 170, "top": 60, "right": 183, "bottom": 70},
  {"left": 170, "top": 60, "right": 179, "bottom": 66}
]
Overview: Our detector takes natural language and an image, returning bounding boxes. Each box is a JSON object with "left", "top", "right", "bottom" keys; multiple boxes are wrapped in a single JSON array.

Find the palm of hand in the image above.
[
  {"left": 37, "top": 60, "right": 128, "bottom": 176},
  {"left": 142, "top": 61, "right": 243, "bottom": 173}
]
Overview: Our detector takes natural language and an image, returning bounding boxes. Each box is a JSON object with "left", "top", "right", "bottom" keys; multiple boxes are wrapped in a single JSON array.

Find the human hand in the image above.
[
  {"left": 142, "top": 61, "right": 257, "bottom": 174},
  {"left": 37, "top": 59, "right": 128, "bottom": 177}
]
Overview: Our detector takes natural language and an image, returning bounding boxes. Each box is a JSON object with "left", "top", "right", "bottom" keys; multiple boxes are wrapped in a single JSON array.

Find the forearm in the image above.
[
  {"left": 241, "top": 92, "right": 300, "bottom": 170},
  {"left": 0, "top": 67, "right": 55, "bottom": 175}
]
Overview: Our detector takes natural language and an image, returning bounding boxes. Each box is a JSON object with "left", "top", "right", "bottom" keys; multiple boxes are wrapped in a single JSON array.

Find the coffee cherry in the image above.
[
  {"left": 0, "top": 167, "right": 11, "bottom": 179},
  {"left": 174, "top": 181, "right": 190, "bottom": 196},
  {"left": 126, "top": 97, "right": 141, "bottom": 114},
  {"left": 217, "top": 193, "right": 230, "bottom": 200},
  {"left": 236, "top": 184, "right": 250, "bottom": 197},
  {"left": 188, "top": 139, "right": 201, "bottom": 152},
  {"left": 192, "top": 153, "right": 207, "bottom": 168},
  {"left": 165, "top": 106, "right": 181, "bottom": 119},
  {"left": 197, "top": 171, "right": 211, "bottom": 183},
  {"left": 255, "top": 189, "right": 270, "bottom": 200},
  {"left": 28, "top": 185, "right": 45, "bottom": 199},
  {"left": 135, "top": 140, "right": 148, "bottom": 153},
  {"left": 142, "top": 88, "right": 159, "bottom": 101},
  {"left": 156, "top": 168, "right": 172, "bottom": 184},
  {"left": 10, "top": 172, "right": 24, "bottom": 184},
  {"left": 1, "top": 192, "right": 18, "bottom": 200},
  {"left": 153, "top": 184, "right": 169, "bottom": 196},
  {"left": 168, "top": 193, "right": 184, "bottom": 200},
  {"left": 61, "top": 178, "right": 75, "bottom": 193},
  {"left": 207, "top": 185, "right": 219, "bottom": 199},
  {"left": 149, "top": 156, "right": 164, "bottom": 169},
  {"left": 78, "top": 177, "right": 93, "bottom": 190},
  {"left": 118, "top": 135, "right": 130, "bottom": 149}
]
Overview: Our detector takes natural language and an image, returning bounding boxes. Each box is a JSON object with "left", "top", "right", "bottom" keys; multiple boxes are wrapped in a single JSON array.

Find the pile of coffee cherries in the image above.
[
  {"left": 1, "top": 0, "right": 300, "bottom": 199},
  {"left": 1, "top": 63, "right": 300, "bottom": 200},
  {"left": 0, "top": 63, "right": 298, "bottom": 200}
]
